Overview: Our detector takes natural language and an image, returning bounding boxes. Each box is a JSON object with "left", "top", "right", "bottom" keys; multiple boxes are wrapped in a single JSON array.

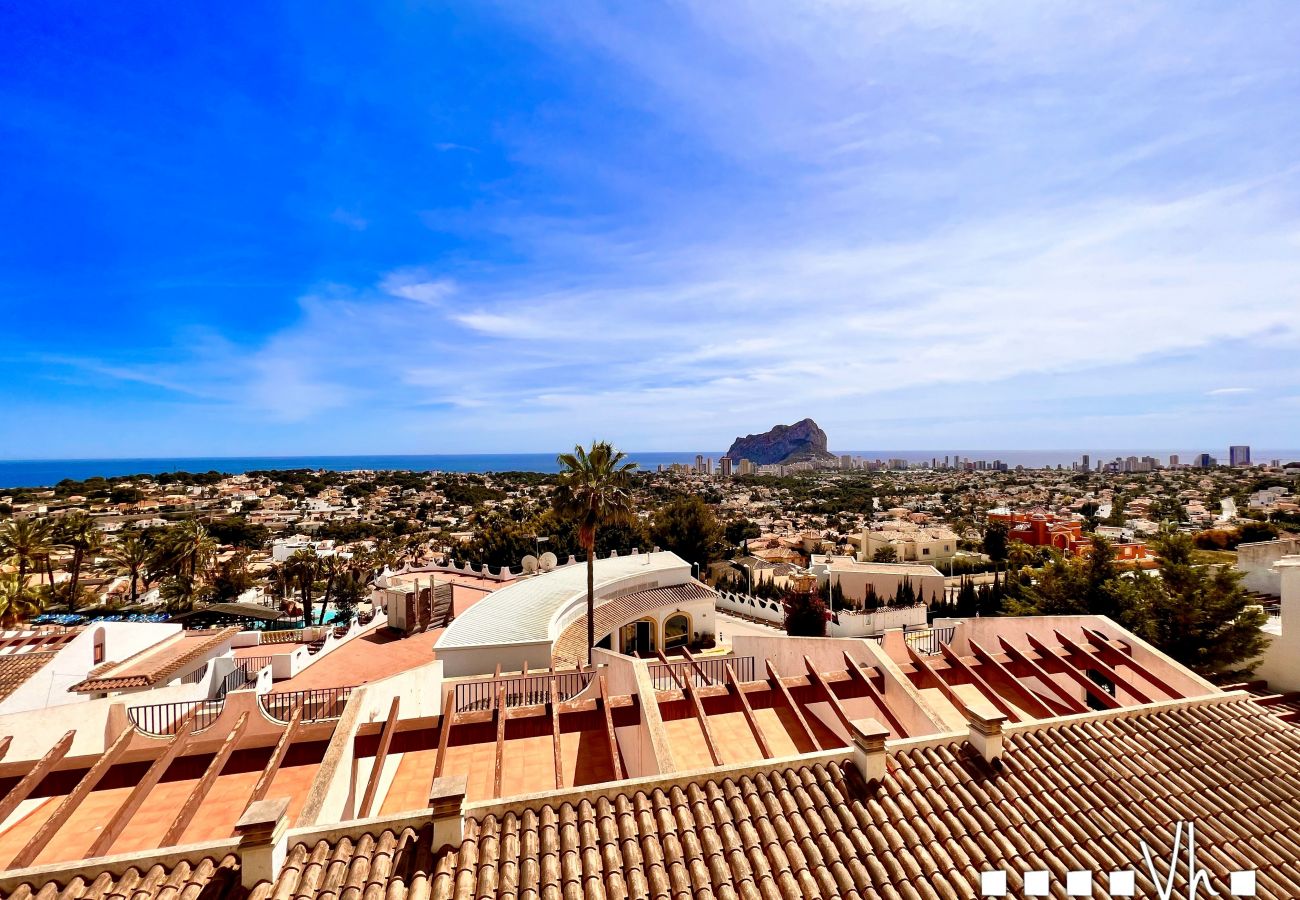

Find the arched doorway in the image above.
[{"left": 619, "top": 618, "right": 656, "bottom": 656}]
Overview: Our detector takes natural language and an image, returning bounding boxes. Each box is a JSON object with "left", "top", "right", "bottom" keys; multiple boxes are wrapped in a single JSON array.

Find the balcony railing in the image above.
[
  {"left": 127, "top": 698, "right": 223, "bottom": 737},
  {"left": 453, "top": 669, "right": 594, "bottom": 713},
  {"left": 258, "top": 686, "right": 354, "bottom": 723},
  {"left": 904, "top": 626, "right": 956, "bottom": 656},
  {"left": 648, "top": 655, "right": 755, "bottom": 691}
]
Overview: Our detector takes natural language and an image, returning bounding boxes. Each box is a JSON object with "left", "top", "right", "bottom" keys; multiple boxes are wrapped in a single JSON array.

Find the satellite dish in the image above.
[
  {"left": 539, "top": 551, "right": 557, "bottom": 572},
  {"left": 521, "top": 554, "right": 539, "bottom": 574}
]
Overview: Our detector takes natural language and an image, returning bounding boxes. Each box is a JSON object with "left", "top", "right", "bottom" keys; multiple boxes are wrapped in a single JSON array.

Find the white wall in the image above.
[
  {"left": 1238, "top": 539, "right": 1300, "bottom": 596},
  {"left": 0, "top": 622, "right": 180, "bottom": 715},
  {"left": 1253, "top": 557, "right": 1300, "bottom": 690}
]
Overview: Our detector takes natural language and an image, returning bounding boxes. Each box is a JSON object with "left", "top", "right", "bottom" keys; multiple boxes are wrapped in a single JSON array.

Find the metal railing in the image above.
[
  {"left": 180, "top": 662, "right": 209, "bottom": 685},
  {"left": 215, "top": 663, "right": 256, "bottom": 699},
  {"left": 904, "top": 626, "right": 955, "bottom": 656},
  {"left": 259, "top": 686, "right": 354, "bottom": 723},
  {"left": 648, "top": 655, "right": 755, "bottom": 691},
  {"left": 127, "top": 698, "right": 224, "bottom": 736},
  {"left": 453, "top": 669, "right": 594, "bottom": 712},
  {"left": 236, "top": 655, "right": 277, "bottom": 674}
]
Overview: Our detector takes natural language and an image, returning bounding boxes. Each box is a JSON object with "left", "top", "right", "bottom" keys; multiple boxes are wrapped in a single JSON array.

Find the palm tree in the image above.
[
  {"left": 285, "top": 548, "right": 319, "bottom": 627},
  {"left": 159, "top": 574, "right": 201, "bottom": 613},
  {"left": 167, "top": 519, "right": 217, "bottom": 579},
  {"left": 55, "top": 513, "right": 102, "bottom": 610},
  {"left": 0, "top": 571, "right": 43, "bottom": 626},
  {"left": 0, "top": 518, "right": 53, "bottom": 598},
  {"left": 316, "top": 554, "right": 341, "bottom": 625},
  {"left": 553, "top": 441, "right": 638, "bottom": 665},
  {"left": 109, "top": 535, "right": 150, "bottom": 603}
]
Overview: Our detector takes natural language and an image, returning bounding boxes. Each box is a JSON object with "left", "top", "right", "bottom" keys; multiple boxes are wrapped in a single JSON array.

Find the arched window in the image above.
[
  {"left": 92, "top": 627, "right": 106, "bottom": 665},
  {"left": 663, "top": 613, "right": 691, "bottom": 650}
]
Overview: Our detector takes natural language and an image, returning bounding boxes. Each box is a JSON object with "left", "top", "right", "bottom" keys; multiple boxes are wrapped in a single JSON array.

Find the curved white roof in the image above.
[{"left": 434, "top": 551, "right": 690, "bottom": 650}]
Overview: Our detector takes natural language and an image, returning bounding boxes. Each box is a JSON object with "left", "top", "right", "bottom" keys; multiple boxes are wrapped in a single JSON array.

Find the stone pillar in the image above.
[
  {"left": 849, "top": 718, "right": 889, "bottom": 783},
  {"left": 234, "top": 797, "right": 290, "bottom": 888},
  {"left": 967, "top": 707, "right": 1009, "bottom": 764},
  {"left": 429, "top": 774, "right": 468, "bottom": 847}
]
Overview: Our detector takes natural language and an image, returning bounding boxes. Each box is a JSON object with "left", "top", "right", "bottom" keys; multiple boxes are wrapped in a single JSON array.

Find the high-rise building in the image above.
[
  {"left": 841, "top": 454, "right": 853, "bottom": 470},
  {"left": 695, "top": 454, "right": 705, "bottom": 474},
  {"left": 1230, "top": 445, "right": 1251, "bottom": 467},
  {"left": 705, "top": 457, "right": 713, "bottom": 475},
  {"left": 1081, "top": 454, "right": 1090, "bottom": 473},
  {"left": 719, "top": 457, "right": 733, "bottom": 477},
  {"left": 1196, "top": 453, "right": 1215, "bottom": 468},
  {"left": 1169, "top": 454, "right": 1179, "bottom": 468}
]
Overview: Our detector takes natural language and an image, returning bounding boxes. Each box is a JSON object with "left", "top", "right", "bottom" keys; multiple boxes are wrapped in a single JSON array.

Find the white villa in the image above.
[{"left": 431, "top": 550, "right": 716, "bottom": 676}]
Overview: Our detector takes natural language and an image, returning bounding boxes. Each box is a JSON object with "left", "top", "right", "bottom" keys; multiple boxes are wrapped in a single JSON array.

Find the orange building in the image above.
[{"left": 989, "top": 509, "right": 1149, "bottom": 563}]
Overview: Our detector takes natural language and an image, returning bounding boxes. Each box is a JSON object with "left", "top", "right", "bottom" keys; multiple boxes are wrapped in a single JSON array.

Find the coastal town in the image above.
[{"left": 3, "top": 424, "right": 1300, "bottom": 895}]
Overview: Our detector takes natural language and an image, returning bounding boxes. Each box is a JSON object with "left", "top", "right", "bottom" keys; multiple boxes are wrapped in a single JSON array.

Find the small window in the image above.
[
  {"left": 92, "top": 628, "right": 106, "bottom": 665},
  {"left": 663, "top": 613, "right": 690, "bottom": 650},
  {"left": 922, "top": 548, "right": 930, "bottom": 556}
]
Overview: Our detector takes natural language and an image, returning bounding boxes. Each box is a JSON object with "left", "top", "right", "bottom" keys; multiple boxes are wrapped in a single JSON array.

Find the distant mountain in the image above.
[{"left": 725, "top": 418, "right": 836, "bottom": 466}]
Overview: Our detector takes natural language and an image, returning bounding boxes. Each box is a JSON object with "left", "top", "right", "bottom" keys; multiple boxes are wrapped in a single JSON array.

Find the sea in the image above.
[{"left": 1, "top": 449, "right": 1296, "bottom": 490}]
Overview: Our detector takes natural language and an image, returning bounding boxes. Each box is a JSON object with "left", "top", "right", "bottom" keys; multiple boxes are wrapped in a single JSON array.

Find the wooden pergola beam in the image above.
[
  {"left": 937, "top": 643, "right": 1022, "bottom": 723},
  {"left": 89, "top": 721, "right": 195, "bottom": 858},
  {"left": 1052, "top": 629, "right": 1153, "bottom": 703},
  {"left": 357, "top": 697, "right": 401, "bottom": 819},
  {"left": 682, "top": 666, "right": 723, "bottom": 766},
  {"left": 967, "top": 639, "right": 1058, "bottom": 719},
  {"left": 842, "top": 651, "right": 910, "bottom": 739},
  {"left": 726, "top": 662, "right": 772, "bottom": 759},
  {"left": 765, "top": 659, "right": 822, "bottom": 751},
  {"left": 597, "top": 673, "right": 623, "bottom": 781},
  {"left": 160, "top": 712, "right": 250, "bottom": 847},
  {"left": 246, "top": 706, "right": 304, "bottom": 810},
  {"left": 10, "top": 726, "right": 134, "bottom": 868},
  {"left": 0, "top": 730, "right": 75, "bottom": 825},
  {"left": 997, "top": 637, "right": 1089, "bottom": 714},
  {"left": 802, "top": 655, "right": 855, "bottom": 735},
  {"left": 904, "top": 643, "right": 981, "bottom": 724},
  {"left": 655, "top": 650, "right": 687, "bottom": 690},
  {"left": 492, "top": 682, "right": 507, "bottom": 799},
  {"left": 1083, "top": 627, "right": 1181, "bottom": 697},
  {"left": 549, "top": 671, "right": 564, "bottom": 790},
  {"left": 1024, "top": 633, "right": 1121, "bottom": 710},
  {"left": 681, "top": 648, "right": 715, "bottom": 686},
  {"left": 0, "top": 734, "right": 10, "bottom": 762},
  {"left": 433, "top": 687, "right": 455, "bottom": 780}
]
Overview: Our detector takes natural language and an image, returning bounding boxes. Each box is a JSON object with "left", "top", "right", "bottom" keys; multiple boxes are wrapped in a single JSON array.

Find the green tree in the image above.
[
  {"left": 109, "top": 534, "right": 151, "bottom": 603},
  {"left": 0, "top": 571, "right": 43, "bottom": 626},
  {"left": 0, "top": 518, "right": 53, "bottom": 600},
  {"left": 554, "top": 441, "right": 638, "bottom": 666},
  {"left": 211, "top": 550, "right": 257, "bottom": 602},
  {"left": 285, "top": 548, "right": 320, "bottom": 627},
  {"left": 56, "top": 513, "right": 102, "bottom": 610},
  {"left": 1141, "top": 533, "right": 1268, "bottom": 679},
  {"left": 160, "top": 574, "right": 205, "bottom": 613},
  {"left": 650, "top": 495, "right": 725, "bottom": 573},
  {"left": 724, "top": 517, "right": 761, "bottom": 547},
  {"left": 982, "top": 522, "right": 1009, "bottom": 562},
  {"left": 871, "top": 545, "right": 898, "bottom": 563}
]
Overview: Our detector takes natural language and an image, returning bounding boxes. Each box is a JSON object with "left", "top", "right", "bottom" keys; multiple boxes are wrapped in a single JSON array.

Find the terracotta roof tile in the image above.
[
  {"left": 69, "top": 626, "right": 238, "bottom": 692},
  {"left": 552, "top": 581, "right": 714, "bottom": 666},
  {"left": 12, "top": 697, "right": 1300, "bottom": 899},
  {"left": 0, "top": 650, "right": 58, "bottom": 702}
]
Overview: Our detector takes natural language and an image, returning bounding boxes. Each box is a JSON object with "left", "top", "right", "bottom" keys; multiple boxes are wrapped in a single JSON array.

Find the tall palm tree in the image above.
[
  {"left": 553, "top": 441, "right": 638, "bottom": 665},
  {"left": 285, "top": 548, "right": 319, "bottom": 627},
  {"left": 109, "top": 534, "right": 150, "bottom": 603},
  {"left": 55, "top": 513, "right": 102, "bottom": 610},
  {"left": 167, "top": 519, "right": 217, "bottom": 579},
  {"left": 0, "top": 518, "right": 53, "bottom": 598}
]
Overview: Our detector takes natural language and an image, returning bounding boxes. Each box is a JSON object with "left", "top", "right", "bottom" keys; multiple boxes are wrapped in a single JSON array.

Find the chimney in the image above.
[
  {"left": 429, "top": 774, "right": 468, "bottom": 846},
  {"left": 967, "top": 706, "right": 1009, "bottom": 764},
  {"left": 849, "top": 718, "right": 889, "bottom": 783},
  {"left": 234, "top": 797, "right": 290, "bottom": 888}
]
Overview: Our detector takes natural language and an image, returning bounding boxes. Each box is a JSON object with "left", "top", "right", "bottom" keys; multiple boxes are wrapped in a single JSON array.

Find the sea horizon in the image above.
[{"left": 2, "top": 448, "right": 1296, "bottom": 490}]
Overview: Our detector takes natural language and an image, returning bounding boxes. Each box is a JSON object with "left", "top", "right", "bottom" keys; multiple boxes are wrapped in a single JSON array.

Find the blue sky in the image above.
[{"left": 3, "top": 2, "right": 1299, "bottom": 457}]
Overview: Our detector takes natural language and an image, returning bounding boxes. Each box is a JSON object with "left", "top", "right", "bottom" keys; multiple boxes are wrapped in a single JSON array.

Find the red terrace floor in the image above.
[
  {"left": 233, "top": 643, "right": 301, "bottom": 658},
  {"left": 271, "top": 627, "right": 445, "bottom": 691}
]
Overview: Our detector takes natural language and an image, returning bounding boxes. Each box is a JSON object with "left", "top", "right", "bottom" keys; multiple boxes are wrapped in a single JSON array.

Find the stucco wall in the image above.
[{"left": 1237, "top": 539, "right": 1300, "bottom": 596}]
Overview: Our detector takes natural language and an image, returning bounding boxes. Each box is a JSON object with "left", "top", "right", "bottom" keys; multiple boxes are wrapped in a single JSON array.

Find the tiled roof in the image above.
[
  {"left": 69, "top": 626, "right": 238, "bottom": 692},
  {"left": 15, "top": 695, "right": 1298, "bottom": 899},
  {"left": 552, "top": 581, "right": 714, "bottom": 666},
  {"left": 0, "top": 650, "right": 58, "bottom": 702}
]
